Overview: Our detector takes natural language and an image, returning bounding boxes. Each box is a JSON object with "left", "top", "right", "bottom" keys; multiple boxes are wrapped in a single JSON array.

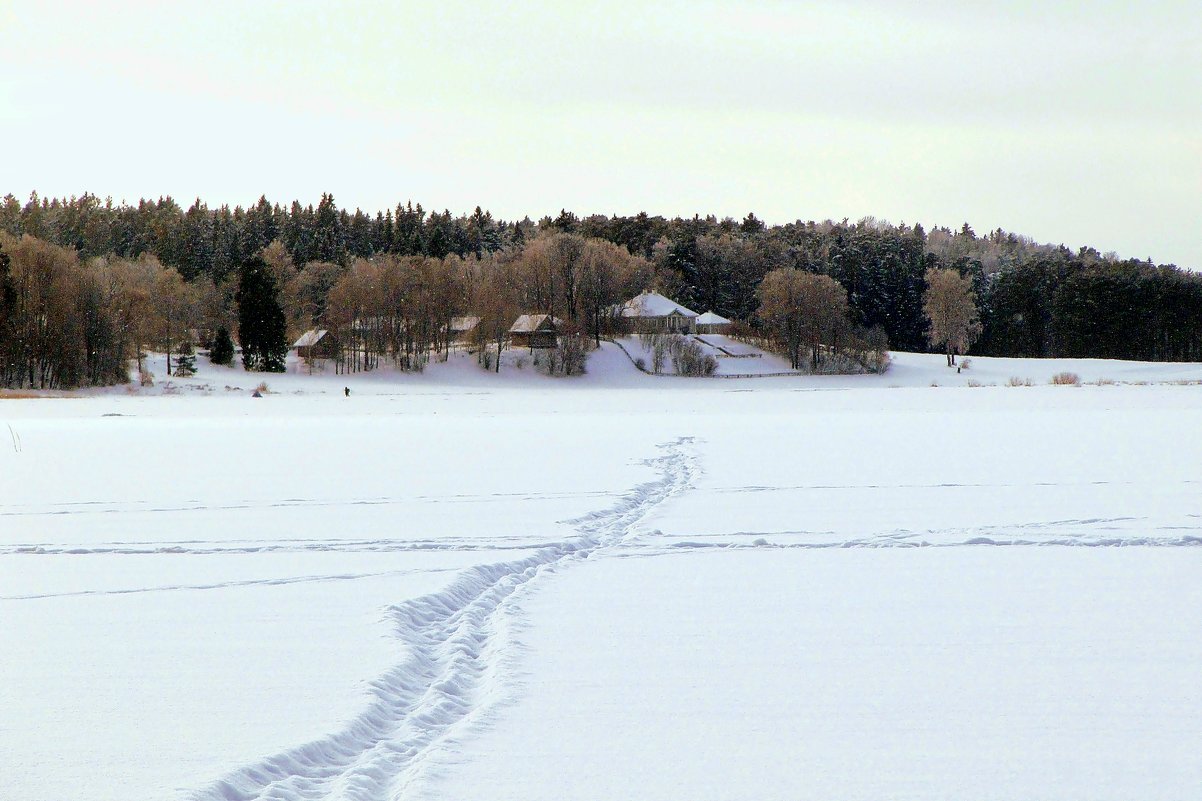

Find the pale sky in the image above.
[{"left": 2, "top": 1, "right": 1199, "bottom": 267}]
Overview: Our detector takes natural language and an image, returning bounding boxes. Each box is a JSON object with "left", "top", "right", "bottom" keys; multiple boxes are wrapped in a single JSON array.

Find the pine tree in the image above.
[
  {"left": 209, "top": 326, "right": 235, "bottom": 366},
  {"left": 313, "top": 193, "right": 347, "bottom": 264},
  {"left": 236, "top": 256, "right": 287, "bottom": 372},
  {"left": 174, "top": 340, "right": 197, "bottom": 377}
]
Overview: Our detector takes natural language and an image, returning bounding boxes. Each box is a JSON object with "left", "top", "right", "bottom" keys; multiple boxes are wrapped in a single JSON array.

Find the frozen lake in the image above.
[{"left": 2, "top": 350, "right": 1201, "bottom": 800}]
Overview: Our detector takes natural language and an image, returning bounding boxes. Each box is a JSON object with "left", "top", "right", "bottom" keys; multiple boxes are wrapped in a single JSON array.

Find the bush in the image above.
[
  {"left": 1051, "top": 371, "right": 1081, "bottom": 386},
  {"left": 640, "top": 332, "right": 671, "bottom": 374},
  {"left": 863, "top": 349, "right": 891, "bottom": 374},
  {"left": 668, "top": 336, "right": 717, "bottom": 377},
  {"left": 139, "top": 370, "right": 155, "bottom": 387},
  {"left": 1007, "top": 376, "right": 1033, "bottom": 387},
  {"left": 544, "top": 335, "right": 588, "bottom": 376},
  {"left": 959, "top": 358, "right": 972, "bottom": 370},
  {"left": 634, "top": 357, "right": 646, "bottom": 372}
]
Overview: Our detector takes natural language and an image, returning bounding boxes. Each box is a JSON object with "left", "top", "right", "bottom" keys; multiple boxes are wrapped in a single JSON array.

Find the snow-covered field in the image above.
[{"left": 2, "top": 349, "right": 1201, "bottom": 801}]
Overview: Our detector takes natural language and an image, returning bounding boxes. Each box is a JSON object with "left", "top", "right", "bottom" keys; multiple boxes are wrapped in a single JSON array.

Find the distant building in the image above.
[
  {"left": 446, "top": 316, "right": 480, "bottom": 343},
  {"left": 621, "top": 291, "right": 699, "bottom": 334},
  {"left": 695, "top": 311, "right": 733, "bottom": 335},
  {"left": 292, "top": 329, "right": 338, "bottom": 360},
  {"left": 509, "top": 314, "right": 562, "bottom": 349}
]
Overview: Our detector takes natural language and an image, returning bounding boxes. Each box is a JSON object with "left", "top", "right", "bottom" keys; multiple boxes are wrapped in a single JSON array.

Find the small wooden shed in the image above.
[
  {"left": 292, "top": 329, "right": 339, "bottom": 360},
  {"left": 447, "top": 316, "right": 481, "bottom": 344},
  {"left": 509, "top": 314, "right": 561, "bottom": 349}
]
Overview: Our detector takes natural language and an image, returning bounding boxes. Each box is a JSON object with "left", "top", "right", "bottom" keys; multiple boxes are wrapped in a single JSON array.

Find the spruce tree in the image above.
[
  {"left": 209, "top": 326, "right": 235, "bottom": 366},
  {"left": 236, "top": 255, "right": 287, "bottom": 372},
  {"left": 174, "top": 340, "right": 197, "bottom": 377}
]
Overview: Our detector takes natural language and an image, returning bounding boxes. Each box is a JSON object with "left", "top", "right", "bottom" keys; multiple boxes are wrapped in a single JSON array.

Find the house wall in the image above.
[
  {"left": 628, "top": 316, "right": 695, "bottom": 334},
  {"left": 513, "top": 330, "right": 558, "bottom": 349},
  {"left": 298, "top": 338, "right": 339, "bottom": 360}
]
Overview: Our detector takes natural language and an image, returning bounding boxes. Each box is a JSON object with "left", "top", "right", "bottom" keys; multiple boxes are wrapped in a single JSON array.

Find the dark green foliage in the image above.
[
  {"left": 210, "top": 326, "right": 235, "bottom": 365},
  {"left": 0, "top": 244, "right": 16, "bottom": 373},
  {"left": 312, "top": 193, "right": 347, "bottom": 263},
  {"left": 4, "top": 189, "right": 1201, "bottom": 363},
  {"left": 236, "top": 257, "right": 287, "bottom": 372},
  {"left": 174, "top": 341, "right": 196, "bottom": 377}
]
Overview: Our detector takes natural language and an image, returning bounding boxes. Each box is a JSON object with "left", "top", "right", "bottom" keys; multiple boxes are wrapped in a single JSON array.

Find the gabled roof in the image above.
[
  {"left": 448, "top": 316, "right": 480, "bottom": 332},
  {"left": 621, "top": 291, "right": 699, "bottom": 319},
  {"left": 696, "top": 311, "right": 732, "bottom": 325},
  {"left": 292, "top": 329, "right": 328, "bottom": 348},
  {"left": 509, "top": 314, "right": 562, "bottom": 334}
]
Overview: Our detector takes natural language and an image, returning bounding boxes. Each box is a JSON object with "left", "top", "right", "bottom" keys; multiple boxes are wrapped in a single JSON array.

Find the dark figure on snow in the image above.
[{"left": 344, "top": 386, "right": 350, "bottom": 397}]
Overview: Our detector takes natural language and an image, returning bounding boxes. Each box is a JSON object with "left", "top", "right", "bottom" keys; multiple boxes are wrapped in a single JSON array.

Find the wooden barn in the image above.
[
  {"left": 621, "top": 291, "right": 699, "bottom": 334},
  {"left": 446, "top": 316, "right": 481, "bottom": 344},
  {"left": 292, "top": 329, "right": 339, "bottom": 361},
  {"left": 509, "top": 314, "right": 561, "bottom": 349}
]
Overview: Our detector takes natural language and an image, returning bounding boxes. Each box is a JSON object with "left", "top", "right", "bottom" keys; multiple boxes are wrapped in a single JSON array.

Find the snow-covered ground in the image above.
[{"left": 2, "top": 349, "right": 1201, "bottom": 801}]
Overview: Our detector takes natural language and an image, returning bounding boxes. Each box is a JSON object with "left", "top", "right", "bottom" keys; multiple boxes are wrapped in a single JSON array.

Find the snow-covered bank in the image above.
[{"left": 3, "top": 343, "right": 1200, "bottom": 400}]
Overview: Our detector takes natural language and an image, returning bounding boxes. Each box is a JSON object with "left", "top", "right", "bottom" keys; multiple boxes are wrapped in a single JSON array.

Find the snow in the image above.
[
  {"left": 507, "top": 313, "right": 560, "bottom": 333},
  {"left": 621, "top": 290, "right": 699, "bottom": 318},
  {"left": 447, "top": 315, "right": 480, "bottom": 333},
  {"left": 291, "top": 329, "right": 329, "bottom": 348},
  {"left": 695, "top": 310, "right": 732, "bottom": 325},
  {"left": 2, "top": 348, "right": 1202, "bottom": 801},
  {"left": 442, "top": 547, "right": 1202, "bottom": 801}
]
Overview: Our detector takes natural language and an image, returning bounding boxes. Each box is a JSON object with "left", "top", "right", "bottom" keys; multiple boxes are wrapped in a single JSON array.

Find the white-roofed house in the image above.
[
  {"left": 621, "top": 291, "right": 699, "bottom": 334},
  {"left": 695, "top": 311, "right": 733, "bottom": 334},
  {"left": 508, "top": 314, "right": 562, "bottom": 349}
]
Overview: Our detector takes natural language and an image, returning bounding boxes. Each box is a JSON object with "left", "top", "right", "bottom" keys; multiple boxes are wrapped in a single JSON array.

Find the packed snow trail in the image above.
[{"left": 192, "top": 437, "right": 698, "bottom": 801}]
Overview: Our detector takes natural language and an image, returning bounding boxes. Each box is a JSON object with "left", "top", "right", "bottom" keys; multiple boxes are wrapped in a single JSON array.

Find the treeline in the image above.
[
  {"left": 2, "top": 192, "right": 1201, "bottom": 383},
  {"left": 0, "top": 227, "right": 657, "bottom": 388}
]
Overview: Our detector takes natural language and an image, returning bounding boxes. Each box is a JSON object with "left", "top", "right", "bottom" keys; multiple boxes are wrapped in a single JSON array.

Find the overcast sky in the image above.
[{"left": 2, "top": 1, "right": 1199, "bottom": 267}]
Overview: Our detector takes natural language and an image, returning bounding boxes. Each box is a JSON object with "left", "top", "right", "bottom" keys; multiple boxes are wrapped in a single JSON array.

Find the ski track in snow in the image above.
[
  {"left": 647, "top": 517, "right": 1202, "bottom": 549},
  {"left": 3, "top": 537, "right": 560, "bottom": 557},
  {"left": 188, "top": 436, "right": 701, "bottom": 801},
  {"left": 649, "top": 534, "right": 1202, "bottom": 552},
  {"left": 0, "top": 488, "right": 617, "bottom": 518},
  {"left": 0, "top": 566, "right": 470, "bottom": 602}
]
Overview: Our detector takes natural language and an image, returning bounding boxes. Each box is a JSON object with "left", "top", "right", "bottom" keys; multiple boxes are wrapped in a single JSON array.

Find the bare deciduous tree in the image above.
[
  {"left": 471, "top": 255, "right": 521, "bottom": 373},
  {"left": 923, "top": 267, "right": 982, "bottom": 366},
  {"left": 756, "top": 269, "right": 850, "bottom": 370}
]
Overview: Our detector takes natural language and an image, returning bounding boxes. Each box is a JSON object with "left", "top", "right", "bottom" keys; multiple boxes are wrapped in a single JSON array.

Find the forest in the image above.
[{"left": 1, "top": 191, "right": 1200, "bottom": 388}]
